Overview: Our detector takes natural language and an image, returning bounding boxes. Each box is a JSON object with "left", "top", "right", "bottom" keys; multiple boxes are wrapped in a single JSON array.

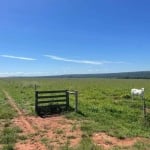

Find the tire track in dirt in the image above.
[
  {"left": 3, "top": 90, "right": 48, "bottom": 150},
  {"left": 3, "top": 90, "right": 35, "bottom": 133},
  {"left": 2, "top": 90, "right": 82, "bottom": 150}
]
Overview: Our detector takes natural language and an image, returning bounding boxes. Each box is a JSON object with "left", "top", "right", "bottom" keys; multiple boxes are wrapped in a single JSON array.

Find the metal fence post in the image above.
[{"left": 143, "top": 97, "right": 146, "bottom": 120}]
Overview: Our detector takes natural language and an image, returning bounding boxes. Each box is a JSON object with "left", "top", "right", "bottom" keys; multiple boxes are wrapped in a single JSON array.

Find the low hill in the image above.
[
  {"left": 57, "top": 71, "right": 150, "bottom": 79},
  {"left": 1, "top": 71, "right": 150, "bottom": 79}
]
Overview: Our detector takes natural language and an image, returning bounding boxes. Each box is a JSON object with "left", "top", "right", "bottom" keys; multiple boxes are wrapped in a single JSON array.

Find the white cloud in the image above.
[
  {"left": 44, "top": 55, "right": 103, "bottom": 65},
  {"left": 44, "top": 54, "right": 126, "bottom": 65},
  {"left": 0, "top": 71, "right": 52, "bottom": 77},
  {"left": 0, "top": 72, "right": 23, "bottom": 77},
  {"left": 0, "top": 55, "right": 36, "bottom": 60}
]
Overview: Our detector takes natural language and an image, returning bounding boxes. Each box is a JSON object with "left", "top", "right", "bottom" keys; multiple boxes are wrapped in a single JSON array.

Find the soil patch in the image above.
[
  {"left": 13, "top": 115, "right": 82, "bottom": 149},
  {"left": 92, "top": 132, "right": 140, "bottom": 149},
  {"left": 15, "top": 139, "right": 46, "bottom": 150}
]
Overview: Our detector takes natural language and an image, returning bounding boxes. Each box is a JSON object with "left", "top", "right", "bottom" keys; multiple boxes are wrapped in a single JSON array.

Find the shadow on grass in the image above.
[{"left": 36, "top": 105, "right": 86, "bottom": 118}]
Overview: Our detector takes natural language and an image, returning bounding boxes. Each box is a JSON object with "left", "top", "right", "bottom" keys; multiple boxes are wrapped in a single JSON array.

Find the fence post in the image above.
[
  {"left": 66, "top": 90, "right": 69, "bottom": 111},
  {"left": 75, "top": 91, "right": 78, "bottom": 112},
  {"left": 143, "top": 97, "right": 146, "bottom": 120},
  {"left": 35, "top": 84, "right": 37, "bottom": 91},
  {"left": 35, "top": 91, "right": 38, "bottom": 114}
]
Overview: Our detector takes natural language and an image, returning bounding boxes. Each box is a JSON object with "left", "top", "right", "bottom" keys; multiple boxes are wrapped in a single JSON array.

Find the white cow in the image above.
[{"left": 131, "top": 88, "right": 144, "bottom": 99}]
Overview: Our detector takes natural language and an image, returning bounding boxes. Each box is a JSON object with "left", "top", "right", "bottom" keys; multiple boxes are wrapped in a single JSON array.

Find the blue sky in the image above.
[{"left": 0, "top": 0, "right": 150, "bottom": 77}]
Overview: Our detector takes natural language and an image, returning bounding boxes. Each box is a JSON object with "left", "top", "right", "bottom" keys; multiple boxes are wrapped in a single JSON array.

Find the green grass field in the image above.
[{"left": 0, "top": 78, "right": 150, "bottom": 149}]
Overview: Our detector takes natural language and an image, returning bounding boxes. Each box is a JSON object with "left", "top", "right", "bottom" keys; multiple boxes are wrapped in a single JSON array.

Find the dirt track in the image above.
[
  {"left": 3, "top": 90, "right": 82, "bottom": 150},
  {"left": 3, "top": 90, "right": 35, "bottom": 133}
]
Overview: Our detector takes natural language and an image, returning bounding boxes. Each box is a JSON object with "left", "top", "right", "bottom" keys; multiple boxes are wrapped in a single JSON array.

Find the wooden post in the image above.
[
  {"left": 35, "top": 91, "right": 38, "bottom": 114},
  {"left": 66, "top": 91, "right": 69, "bottom": 111},
  {"left": 35, "top": 84, "right": 37, "bottom": 91},
  {"left": 67, "top": 91, "right": 78, "bottom": 112},
  {"left": 75, "top": 91, "right": 78, "bottom": 112}
]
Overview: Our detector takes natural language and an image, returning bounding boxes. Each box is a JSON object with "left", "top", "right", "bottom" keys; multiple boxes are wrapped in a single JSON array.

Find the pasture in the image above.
[{"left": 0, "top": 78, "right": 150, "bottom": 150}]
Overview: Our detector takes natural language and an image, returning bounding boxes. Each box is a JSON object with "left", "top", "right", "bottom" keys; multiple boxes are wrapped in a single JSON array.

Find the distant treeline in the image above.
[
  {"left": 56, "top": 71, "right": 150, "bottom": 79},
  {"left": 2, "top": 71, "right": 150, "bottom": 79}
]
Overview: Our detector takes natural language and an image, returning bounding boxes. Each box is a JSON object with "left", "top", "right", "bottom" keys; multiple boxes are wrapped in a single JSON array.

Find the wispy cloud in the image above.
[
  {"left": 0, "top": 55, "right": 36, "bottom": 61},
  {"left": 0, "top": 71, "right": 52, "bottom": 77},
  {"left": 44, "top": 54, "right": 126, "bottom": 65},
  {"left": 44, "top": 54, "right": 103, "bottom": 65}
]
